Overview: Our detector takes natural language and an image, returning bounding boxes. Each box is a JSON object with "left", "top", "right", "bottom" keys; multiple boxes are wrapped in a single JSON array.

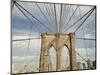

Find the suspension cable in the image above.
[
  {"left": 54, "top": 3, "right": 58, "bottom": 33},
  {"left": 76, "top": 38, "right": 96, "bottom": 40},
  {"left": 74, "top": 8, "right": 94, "bottom": 33},
  {"left": 63, "top": 7, "right": 95, "bottom": 32},
  {"left": 35, "top": 3, "right": 54, "bottom": 32},
  {"left": 75, "top": 50, "right": 87, "bottom": 62},
  {"left": 78, "top": 7, "right": 88, "bottom": 61},
  {"left": 49, "top": 4, "right": 57, "bottom": 32},
  {"left": 45, "top": 3, "right": 55, "bottom": 32},
  {"left": 63, "top": 5, "right": 79, "bottom": 29},
  {"left": 16, "top": 2, "right": 53, "bottom": 32},
  {"left": 15, "top": 2, "right": 40, "bottom": 73},
  {"left": 62, "top": 5, "right": 71, "bottom": 30},
  {"left": 59, "top": 4, "right": 63, "bottom": 33},
  {"left": 61, "top": 5, "right": 70, "bottom": 32},
  {"left": 20, "top": 18, "right": 33, "bottom": 73},
  {"left": 15, "top": 3, "right": 41, "bottom": 33}
]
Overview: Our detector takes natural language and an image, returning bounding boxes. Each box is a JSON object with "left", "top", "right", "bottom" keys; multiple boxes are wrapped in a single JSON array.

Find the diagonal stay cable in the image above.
[
  {"left": 60, "top": 5, "right": 68, "bottom": 29},
  {"left": 15, "top": 3, "right": 40, "bottom": 73},
  {"left": 15, "top": 3, "right": 41, "bottom": 33},
  {"left": 17, "top": 29, "right": 40, "bottom": 73},
  {"left": 60, "top": 5, "right": 65, "bottom": 27},
  {"left": 16, "top": 2, "right": 53, "bottom": 32},
  {"left": 61, "top": 5, "right": 69, "bottom": 31},
  {"left": 75, "top": 50, "right": 87, "bottom": 62},
  {"left": 49, "top": 4, "right": 57, "bottom": 32},
  {"left": 64, "top": 7, "right": 95, "bottom": 32},
  {"left": 18, "top": 24, "right": 33, "bottom": 73},
  {"left": 74, "top": 8, "right": 95, "bottom": 33},
  {"left": 75, "top": 7, "right": 94, "bottom": 63},
  {"left": 63, "top": 7, "right": 95, "bottom": 32},
  {"left": 62, "top": 5, "right": 71, "bottom": 30},
  {"left": 83, "top": 29, "right": 89, "bottom": 61},
  {"left": 35, "top": 3, "right": 54, "bottom": 32},
  {"left": 78, "top": 7, "right": 89, "bottom": 60},
  {"left": 20, "top": 20, "right": 33, "bottom": 73},
  {"left": 63, "top": 5, "right": 71, "bottom": 25},
  {"left": 44, "top": 3, "right": 55, "bottom": 32},
  {"left": 75, "top": 7, "right": 95, "bottom": 64},
  {"left": 63, "top": 5, "right": 79, "bottom": 29}
]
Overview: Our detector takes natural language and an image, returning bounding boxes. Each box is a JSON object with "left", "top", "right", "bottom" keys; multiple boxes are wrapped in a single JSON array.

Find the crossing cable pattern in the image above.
[
  {"left": 61, "top": 5, "right": 69, "bottom": 32},
  {"left": 49, "top": 4, "right": 57, "bottom": 32},
  {"left": 16, "top": 2, "right": 53, "bottom": 33},
  {"left": 74, "top": 7, "right": 95, "bottom": 33},
  {"left": 63, "top": 7, "right": 95, "bottom": 32},
  {"left": 35, "top": 3, "right": 55, "bottom": 32},
  {"left": 15, "top": 2, "right": 41, "bottom": 33},
  {"left": 44, "top": 3, "right": 56, "bottom": 32},
  {"left": 78, "top": 7, "right": 89, "bottom": 61},
  {"left": 62, "top": 5, "right": 71, "bottom": 31},
  {"left": 14, "top": 2, "right": 41, "bottom": 73},
  {"left": 12, "top": 1, "right": 96, "bottom": 74},
  {"left": 75, "top": 7, "right": 89, "bottom": 64},
  {"left": 63, "top": 5, "right": 79, "bottom": 29},
  {"left": 15, "top": 2, "right": 35, "bottom": 73}
]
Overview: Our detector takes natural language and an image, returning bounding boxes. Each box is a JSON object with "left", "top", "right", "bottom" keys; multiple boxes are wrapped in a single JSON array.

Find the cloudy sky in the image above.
[{"left": 12, "top": 0, "right": 96, "bottom": 73}]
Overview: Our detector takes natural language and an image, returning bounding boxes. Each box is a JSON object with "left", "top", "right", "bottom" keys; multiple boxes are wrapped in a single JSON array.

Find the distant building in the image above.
[
  {"left": 76, "top": 62, "right": 87, "bottom": 70},
  {"left": 93, "top": 60, "right": 96, "bottom": 69},
  {"left": 87, "top": 59, "right": 96, "bottom": 69}
]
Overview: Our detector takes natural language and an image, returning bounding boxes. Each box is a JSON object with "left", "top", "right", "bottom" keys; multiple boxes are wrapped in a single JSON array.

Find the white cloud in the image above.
[
  {"left": 76, "top": 48, "right": 96, "bottom": 61},
  {"left": 12, "top": 34, "right": 41, "bottom": 50},
  {"left": 85, "top": 34, "right": 95, "bottom": 38},
  {"left": 12, "top": 55, "right": 40, "bottom": 73},
  {"left": 13, "top": 55, "right": 38, "bottom": 61}
]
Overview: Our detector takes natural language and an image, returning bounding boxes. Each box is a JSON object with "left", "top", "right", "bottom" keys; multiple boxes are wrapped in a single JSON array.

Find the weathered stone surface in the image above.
[{"left": 39, "top": 33, "right": 77, "bottom": 72}]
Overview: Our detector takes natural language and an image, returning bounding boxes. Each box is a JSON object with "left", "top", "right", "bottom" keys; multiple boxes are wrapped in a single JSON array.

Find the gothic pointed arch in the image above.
[
  {"left": 61, "top": 45, "right": 70, "bottom": 70},
  {"left": 48, "top": 46, "right": 56, "bottom": 71}
]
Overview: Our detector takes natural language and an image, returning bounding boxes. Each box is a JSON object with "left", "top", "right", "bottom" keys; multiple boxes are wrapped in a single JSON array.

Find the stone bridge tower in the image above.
[{"left": 39, "top": 33, "right": 77, "bottom": 72}]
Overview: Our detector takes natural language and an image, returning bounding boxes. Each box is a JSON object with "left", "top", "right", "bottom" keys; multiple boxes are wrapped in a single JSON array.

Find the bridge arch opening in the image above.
[
  {"left": 61, "top": 45, "right": 70, "bottom": 70},
  {"left": 48, "top": 46, "right": 56, "bottom": 71}
]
